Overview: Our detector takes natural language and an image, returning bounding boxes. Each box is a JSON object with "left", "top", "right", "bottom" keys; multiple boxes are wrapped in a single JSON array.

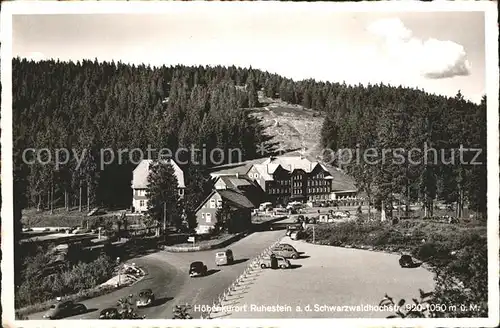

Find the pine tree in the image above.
[
  {"left": 246, "top": 71, "right": 259, "bottom": 108},
  {"left": 146, "top": 161, "right": 181, "bottom": 231}
]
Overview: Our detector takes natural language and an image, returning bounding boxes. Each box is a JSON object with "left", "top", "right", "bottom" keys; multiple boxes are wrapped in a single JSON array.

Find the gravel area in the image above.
[{"left": 224, "top": 237, "right": 435, "bottom": 318}]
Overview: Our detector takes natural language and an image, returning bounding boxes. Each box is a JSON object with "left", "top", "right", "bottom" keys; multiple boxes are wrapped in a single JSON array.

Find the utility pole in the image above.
[
  {"left": 312, "top": 224, "right": 315, "bottom": 244},
  {"left": 163, "top": 202, "right": 167, "bottom": 236}
]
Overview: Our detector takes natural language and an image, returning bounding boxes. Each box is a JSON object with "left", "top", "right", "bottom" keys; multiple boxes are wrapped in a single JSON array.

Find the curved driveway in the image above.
[{"left": 28, "top": 229, "right": 285, "bottom": 320}]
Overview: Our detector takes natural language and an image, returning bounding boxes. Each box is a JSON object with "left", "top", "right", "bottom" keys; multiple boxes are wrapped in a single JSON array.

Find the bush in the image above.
[{"left": 16, "top": 253, "right": 115, "bottom": 308}]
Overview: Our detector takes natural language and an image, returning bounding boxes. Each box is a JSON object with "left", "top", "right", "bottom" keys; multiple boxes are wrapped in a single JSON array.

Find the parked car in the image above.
[
  {"left": 99, "top": 308, "right": 119, "bottom": 319},
  {"left": 260, "top": 255, "right": 291, "bottom": 269},
  {"left": 43, "top": 300, "right": 87, "bottom": 319},
  {"left": 189, "top": 261, "right": 208, "bottom": 277},
  {"left": 399, "top": 255, "right": 414, "bottom": 268},
  {"left": 271, "top": 244, "right": 300, "bottom": 259},
  {"left": 290, "top": 230, "right": 305, "bottom": 240},
  {"left": 215, "top": 249, "right": 234, "bottom": 266},
  {"left": 286, "top": 224, "right": 303, "bottom": 237},
  {"left": 277, "top": 243, "right": 298, "bottom": 252},
  {"left": 136, "top": 289, "right": 155, "bottom": 307},
  {"left": 259, "top": 202, "right": 273, "bottom": 211}
]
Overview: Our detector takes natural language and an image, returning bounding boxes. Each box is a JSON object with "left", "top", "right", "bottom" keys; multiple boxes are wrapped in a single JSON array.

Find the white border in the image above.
[{"left": 1, "top": 2, "right": 498, "bottom": 328}]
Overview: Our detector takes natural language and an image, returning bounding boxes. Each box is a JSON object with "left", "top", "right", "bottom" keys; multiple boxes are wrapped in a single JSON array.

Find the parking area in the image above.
[{"left": 223, "top": 237, "right": 435, "bottom": 318}]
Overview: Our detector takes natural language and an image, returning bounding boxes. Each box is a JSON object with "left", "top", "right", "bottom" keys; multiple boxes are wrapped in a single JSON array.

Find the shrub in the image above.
[{"left": 15, "top": 253, "right": 115, "bottom": 308}]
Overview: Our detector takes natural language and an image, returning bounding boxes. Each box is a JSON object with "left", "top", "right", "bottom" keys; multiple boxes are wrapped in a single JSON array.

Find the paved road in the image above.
[
  {"left": 220, "top": 236, "right": 435, "bottom": 318},
  {"left": 28, "top": 229, "right": 285, "bottom": 320}
]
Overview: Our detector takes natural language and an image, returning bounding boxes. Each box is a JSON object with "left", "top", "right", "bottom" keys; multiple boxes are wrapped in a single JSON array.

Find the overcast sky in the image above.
[{"left": 11, "top": 8, "right": 486, "bottom": 103}]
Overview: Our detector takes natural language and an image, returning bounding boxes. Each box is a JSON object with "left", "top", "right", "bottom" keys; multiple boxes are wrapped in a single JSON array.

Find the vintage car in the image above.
[
  {"left": 286, "top": 224, "right": 303, "bottom": 237},
  {"left": 99, "top": 308, "right": 120, "bottom": 319},
  {"left": 259, "top": 255, "right": 291, "bottom": 269},
  {"left": 215, "top": 249, "right": 234, "bottom": 266},
  {"left": 189, "top": 261, "right": 208, "bottom": 277},
  {"left": 136, "top": 289, "right": 155, "bottom": 307},
  {"left": 43, "top": 300, "right": 87, "bottom": 319},
  {"left": 271, "top": 244, "right": 300, "bottom": 259},
  {"left": 399, "top": 255, "right": 414, "bottom": 268},
  {"left": 290, "top": 230, "right": 305, "bottom": 240}
]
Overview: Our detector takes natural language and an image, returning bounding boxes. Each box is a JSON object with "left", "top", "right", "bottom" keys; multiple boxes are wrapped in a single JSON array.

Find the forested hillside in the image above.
[
  {"left": 12, "top": 58, "right": 486, "bottom": 221},
  {"left": 320, "top": 87, "right": 486, "bottom": 218}
]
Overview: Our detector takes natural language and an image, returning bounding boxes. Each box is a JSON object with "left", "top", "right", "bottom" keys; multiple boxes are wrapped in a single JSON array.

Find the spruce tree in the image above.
[{"left": 146, "top": 161, "right": 181, "bottom": 230}]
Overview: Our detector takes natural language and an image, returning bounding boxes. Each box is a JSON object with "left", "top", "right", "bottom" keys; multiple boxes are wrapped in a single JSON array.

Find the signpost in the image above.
[{"left": 187, "top": 236, "right": 195, "bottom": 246}]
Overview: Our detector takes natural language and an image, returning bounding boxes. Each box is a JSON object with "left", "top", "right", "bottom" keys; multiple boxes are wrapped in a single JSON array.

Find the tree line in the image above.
[
  {"left": 12, "top": 58, "right": 269, "bottom": 215},
  {"left": 320, "top": 88, "right": 486, "bottom": 218},
  {"left": 12, "top": 58, "right": 487, "bottom": 232}
]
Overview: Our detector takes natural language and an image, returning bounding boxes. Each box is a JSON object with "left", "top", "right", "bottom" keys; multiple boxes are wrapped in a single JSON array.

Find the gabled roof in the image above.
[
  {"left": 262, "top": 156, "right": 321, "bottom": 173},
  {"left": 194, "top": 190, "right": 217, "bottom": 213},
  {"left": 267, "top": 163, "right": 281, "bottom": 174},
  {"left": 132, "top": 159, "right": 185, "bottom": 189},
  {"left": 208, "top": 158, "right": 265, "bottom": 178},
  {"left": 208, "top": 154, "right": 357, "bottom": 192},
  {"left": 194, "top": 188, "right": 256, "bottom": 213},
  {"left": 226, "top": 176, "right": 253, "bottom": 188},
  {"left": 252, "top": 164, "right": 274, "bottom": 181},
  {"left": 217, "top": 189, "right": 255, "bottom": 209}
]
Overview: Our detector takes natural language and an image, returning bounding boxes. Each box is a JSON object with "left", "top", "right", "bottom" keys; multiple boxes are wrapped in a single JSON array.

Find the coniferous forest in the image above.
[{"left": 12, "top": 57, "right": 486, "bottom": 236}]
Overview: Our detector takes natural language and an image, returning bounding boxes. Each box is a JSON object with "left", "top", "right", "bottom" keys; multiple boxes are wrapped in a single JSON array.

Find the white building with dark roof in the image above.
[
  {"left": 208, "top": 153, "right": 358, "bottom": 205},
  {"left": 247, "top": 156, "right": 335, "bottom": 204},
  {"left": 131, "top": 159, "right": 185, "bottom": 213}
]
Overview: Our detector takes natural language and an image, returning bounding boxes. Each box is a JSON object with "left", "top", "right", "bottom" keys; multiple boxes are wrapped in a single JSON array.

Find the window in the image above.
[
  {"left": 178, "top": 189, "right": 184, "bottom": 196},
  {"left": 217, "top": 199, "right": 222, "bottom": 208},
  {"left": 249, "top": 173, "right": 254, "bottom": 178},
  {"left": 206, "top": 213, "right": 211, "bottom": 223},
  {"left": 202, "top": 213, "right": 205, "bottom": 219},
  {"left": 137, "top": 189, "right": 146, "bottom": 196},
  {"left": 210, "top": 199, "right": 216, "bottom": 208},
  {"left": 139, "top": 200, "right": 145, "bottom": 207}
]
